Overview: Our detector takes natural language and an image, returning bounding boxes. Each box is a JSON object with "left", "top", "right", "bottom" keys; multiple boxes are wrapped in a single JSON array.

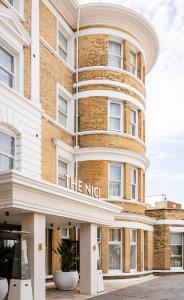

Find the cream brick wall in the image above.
[
  {"left": 79, "top": 135, "right": 145, "bottom": 154},
  {"left": 40, "top": 43, "right": 73, "bottom": 119},
  {"left": 144, "top": 231, "right": 153, "bottom": 270},
  {"left": 78, "top": 35, "right": 108, "bottom": 68},
  {"left": 40, "top": 1, "right": 56, "bottom": 49}
]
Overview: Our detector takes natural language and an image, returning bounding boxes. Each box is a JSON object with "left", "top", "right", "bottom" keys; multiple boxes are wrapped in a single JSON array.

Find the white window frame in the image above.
[
  {"left": 108, "top": 163, "right": 123, "bottom": 199},
  {"left": 130, "top": 229, "right": 137, "bottom": 272},
  {"left": 61, "top": 227, "right": 69, "bottom": 239},
  {"left": 56, "top": 83, "right": 74, "bottom": 133},
  {"left": 130, "top": 168, "right": 138, "bottom": 201},
  {"left": 0, "top": 45, "right": 15, "bottom": 89},
  {"left": 170, "top": 232, "right": 183, "bottom": 270},
  {"left": 108, "top": 39, "right": 122, "bottom": 69},
  {"left": 2, "top": 0, "right": 24, "bottom": 19},
  {"left": 130, "top": 49, "right": 137, "bottom": 75},
  {"left": 57, "top": 159, "right": 68, "bottom": 187},
  {"left": 108, "top": 100, "right": 123, "bottom": 132},
  {"left": 57, "top": 17, "right": 74, "bottom": 69},
  {"left": 0, "top": 127, "right": 16, "bottom": 172},
  {"left": 108, "top": 228, "right": 122, "bottom": 273},
  {"left": 130, "top": 108, "right": 138, "bottom": 137}
]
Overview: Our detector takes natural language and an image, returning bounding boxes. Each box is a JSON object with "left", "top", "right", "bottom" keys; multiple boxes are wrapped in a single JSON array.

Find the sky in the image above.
[{"left": 79, "top": 0, "right": 184, "bottom": 205}]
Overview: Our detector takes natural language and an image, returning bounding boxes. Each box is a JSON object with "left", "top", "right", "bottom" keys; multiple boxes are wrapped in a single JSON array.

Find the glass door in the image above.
[{"left": 108, "top": 229, "right": 122, "bottom": 272}]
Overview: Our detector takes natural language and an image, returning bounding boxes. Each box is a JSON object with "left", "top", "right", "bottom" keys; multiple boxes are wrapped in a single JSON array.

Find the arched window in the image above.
[{"left": 0, "top": 129, "right": 15, "bottom": 171}]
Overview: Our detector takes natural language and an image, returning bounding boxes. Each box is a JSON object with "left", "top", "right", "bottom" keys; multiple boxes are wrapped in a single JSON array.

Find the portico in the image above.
[{"left": 0, "top": 170, "right": 121, "bottom": 300}]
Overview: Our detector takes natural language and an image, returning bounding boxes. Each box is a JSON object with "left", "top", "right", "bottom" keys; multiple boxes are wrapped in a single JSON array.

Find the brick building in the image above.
[{"left": 0, "top": 1, "right": 183, "bottom": 300}]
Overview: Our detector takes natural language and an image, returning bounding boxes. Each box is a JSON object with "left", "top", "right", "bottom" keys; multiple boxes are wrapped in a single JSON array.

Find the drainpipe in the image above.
[{"left": 75, "top": 7, "right": 80, "bottom": 184}]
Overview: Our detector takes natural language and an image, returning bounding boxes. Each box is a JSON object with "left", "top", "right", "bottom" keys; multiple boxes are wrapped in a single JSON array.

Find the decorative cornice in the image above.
[
  {"left": 77, "top": 66, "right": 146, "bottom": 91},
  {"left": 74, "top": 80, "right": 145, "bottom": 102}
]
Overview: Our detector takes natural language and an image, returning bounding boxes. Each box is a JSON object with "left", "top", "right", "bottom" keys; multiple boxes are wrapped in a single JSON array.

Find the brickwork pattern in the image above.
[
  {"left": 40, "top": 1, "right": 56, "bottom": 49},
  {"left": 41, "top": 118, "right": 73, "bottom": 183},
  {"left": 153, "top": 225, "right": 170, "bottom": 270},
  {"left": 79, "top": 135, "right": 145, "bottom": 154},
  {"left": 78, "top": 70, "right": 145, "bottom": 96},
  {"left": 40, "top": 44, "right": 73, "bottom": 119},
  {"left": 78, "top": 35, "right": 108, "bottom": 68}
]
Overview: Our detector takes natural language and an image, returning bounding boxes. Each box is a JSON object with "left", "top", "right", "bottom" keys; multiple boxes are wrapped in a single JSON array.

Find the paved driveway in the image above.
[{"left": 88, "top": 275, "right": 184, "bottom": 300}]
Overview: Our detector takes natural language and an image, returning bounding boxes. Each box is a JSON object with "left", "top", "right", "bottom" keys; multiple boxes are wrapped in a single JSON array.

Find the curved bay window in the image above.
[
  {"left": 108, "top": 229, "right": 122, "bottom": 272},
  {"left": 170, "top": 232, "right": 183, "bottom": 269},
  {"left": 0, "top": 130, "right": 15, "bottom": 171},
  {"left": 130, "top": 229, "right": 137, "bottom": 271}
]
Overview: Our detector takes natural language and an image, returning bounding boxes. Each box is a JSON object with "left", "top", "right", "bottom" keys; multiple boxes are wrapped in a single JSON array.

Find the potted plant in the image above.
[{"left": 53, "top": 240, "right": 79, "bottom": 290}]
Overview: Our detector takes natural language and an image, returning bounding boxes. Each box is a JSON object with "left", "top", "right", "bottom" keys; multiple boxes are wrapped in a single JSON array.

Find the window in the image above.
[
  {"left": 130, "top": 229, "right": 137, "bottom": 271},
  {"left": 58, "top": 31, "right": 68, "bottom": 62},
  {"left": 130, "top": 109, "right": 137, "bottom": 136},
  {"left": 58, "top": 160, "right": 67, "bottom": 187},
  {"left": 58, "top": 95, "right": 67, "bottom": 127},
  {"left": 109, "top": 102, "right": 121, "bottom": 132},
  {"left": 61, "top": 228, "right": 69, "bottom": 239},
  {"left": 7, "top": 0, "right": 20, "bottom": 11},
  {"left": 170, "top": 233, "right": 183, "bottom": 268},
  {"left": 131, "top": 168, "right": 137, "bottom": 200},
  {"left": 130, "top": 50, "right": 137, "bottom": 75},
  {"left": 108, "top": 41, "right": 122, "bottom": 68},
  {"left": 0, "top": 46, "right": 14, "bottom": 88},
  {"left": 0, "top": 130, "right": 15, "bottom": 171},
  {"left": 108, "top": 229, "right": 122, "bottom": 271},
  {"left": 109, "top": 164, "right": 122, "bottom": 197},
  {"left": 97, "top": 228, "right": 101, "bottom": 270}
]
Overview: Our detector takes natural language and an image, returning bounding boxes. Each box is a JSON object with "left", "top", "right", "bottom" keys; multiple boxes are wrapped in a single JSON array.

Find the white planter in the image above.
[
  {"left": 0, "top": 278, "right": 8, "bottom": 300},
  {"left": 53, "top": 271, "right": 79, "bottom": 291}
]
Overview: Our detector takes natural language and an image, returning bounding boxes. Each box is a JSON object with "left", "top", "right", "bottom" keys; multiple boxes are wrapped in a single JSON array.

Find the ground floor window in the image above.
[
  {"left": 108, "top": 229, "right": 122, "bottom": 271},
  {"left": 130, "top": 229, "right": 137, "bottom": 271},
  {"left": 170, "top": 232, "right": 183, "bottom": 268}
]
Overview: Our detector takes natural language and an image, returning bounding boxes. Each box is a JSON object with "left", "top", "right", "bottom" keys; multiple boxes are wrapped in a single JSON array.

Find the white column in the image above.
[
  {"left": 21, "top": 213, "right": 46, "bottom": 300},
  {"left": 80, "top": 223, "right": 97, "bottom": 295},
  {"left": 31, "top": 0, "right": 40, "bottom": 103}
]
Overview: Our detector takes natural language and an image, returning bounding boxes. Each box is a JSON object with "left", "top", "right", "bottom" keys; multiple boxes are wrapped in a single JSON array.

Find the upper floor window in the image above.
[
  {"left": 0, "top": 130, "right": 15, "bottom": 171},
  {"left": 58, "top": 95, "right": 67, "bottom": 128},
  {"left": 108, "top": 41, "right": 122, "bottom": 68},
  {"left": 130, "top": 168, "right": 137, "bottom": 200},
  {"left": 130, "top": 50, "right": 137, "bottom": 75},
  {"left": 109, "top": 164, "right": 122, "bottom": 197},
  {"left": 0, "top": 46, "right": 14, "bottom": 88},
  {"left": 58, "top": 160, "right": 67, "bottom": 187},
  {"left": 109, "top": 102, "right": 121, "bottom": 132},
  {"left": 7, "top": 0, "right": 20, "bottom": 11},
  {"left": 130, "top": 109, "right": 137, "bottom": 136},
  {"left": 58, "top": 31, "right": 68, "bottom": 62}
]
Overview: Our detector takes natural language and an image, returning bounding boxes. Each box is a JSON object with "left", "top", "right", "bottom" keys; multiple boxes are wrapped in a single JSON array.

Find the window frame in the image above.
[
  {"left": 108, "top": 228, "right": 122, "bottom": 272},
  {"left": 58, "top": 94, "right": 68, "bottom": 128},
  {"left": 56, "top": 83, "right": 74, "bottom": 133},
  {"left": 58, "top": 30, "right": 68, "bottom": 62},
  {"left": 108, "top": 40, "right": 122, "bottom": 69},
  {"left": 3, "top": 0, "right": 24, "bottom": 19},
  {"left": 108, "top": 100, "right": 123, "bottom": 132},
  {"left": 130, "top": 167, "right": 138, "bottom": 201},
  {"left": 57, "top": 159, "right": 68, "bottom": 188},
  {"left": 61, "top": 227, "right": 69, "bottom": 239},
  {"left": 0, "top": 128, "right": 16, "bottom": 172},
  {"left": 130, "top": 229, "right": 137, "bottom": 272},
  {"left": 0, "top": 45, "right": 15, "bottom": 89},
  {"left": 130, "top": 49, "right": 137, "bottom": 75},
  {"left": 170, "top": 232, "right": 183, "bottom": 269},
  {"left": 57, "top": 18, "right": 75, "bottom": 69},
  {"left": 130, "top": 108, "right": 138, "bottom": 137},
  {"left": 108, "top": 163, "right": 123, "bottom": 198}
]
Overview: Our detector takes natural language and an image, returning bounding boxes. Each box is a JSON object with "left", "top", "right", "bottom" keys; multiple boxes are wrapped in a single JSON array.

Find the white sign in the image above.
[{"left": 65, "top": 175, "right": 101, "bottom": 198}]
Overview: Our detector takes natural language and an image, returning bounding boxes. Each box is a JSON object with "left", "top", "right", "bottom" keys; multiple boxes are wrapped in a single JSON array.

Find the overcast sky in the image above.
[{"left": 79, "top": 0, "right": 184, "bottom": 205}]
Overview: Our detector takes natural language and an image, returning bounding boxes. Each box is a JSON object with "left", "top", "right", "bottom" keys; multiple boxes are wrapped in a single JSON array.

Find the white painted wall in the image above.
[{"left": 0, "top": 84, "right": 41, "bottom": 178}]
